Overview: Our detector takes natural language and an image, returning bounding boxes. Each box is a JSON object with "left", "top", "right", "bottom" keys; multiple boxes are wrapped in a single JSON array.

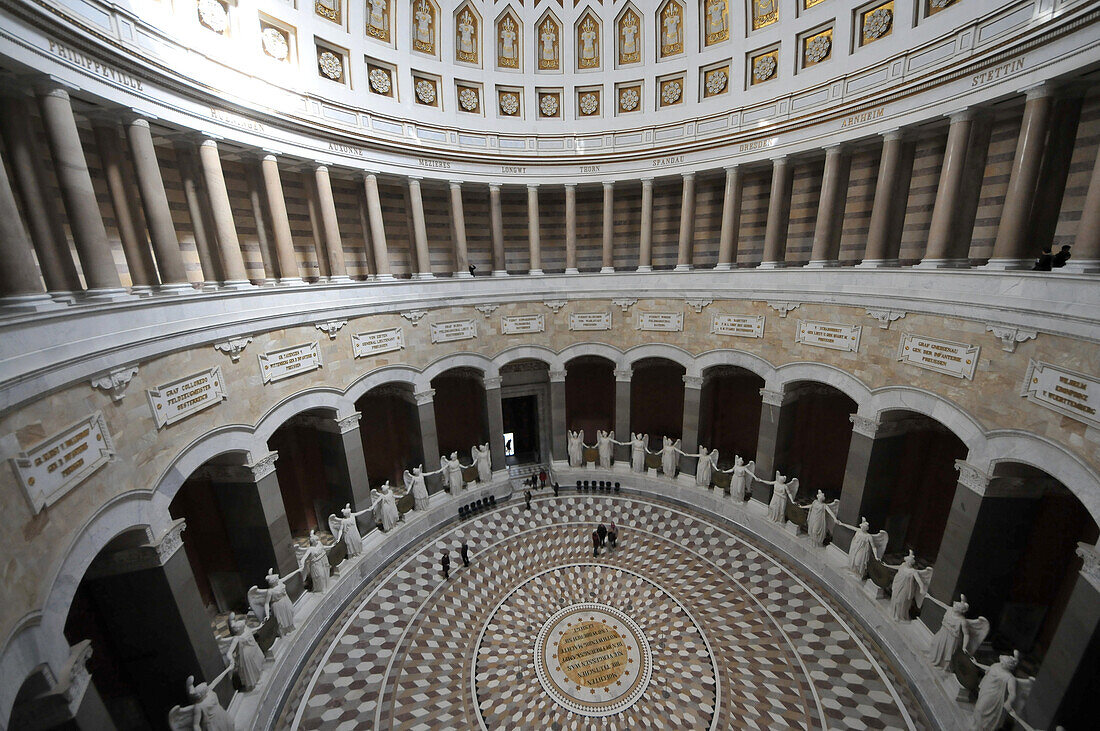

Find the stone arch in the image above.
[
  {"left": 623, "top": 343, "right": 694, "bottom": 372},
  {"left": 492, "top": 344, "right": 564, "bottom": 372},
  {"left": 869, "top": 386, "right": 987, "bottom": 457},
  {"left": 769, "top": 362, "right": 874, "bottom": 414},
  {"left": 345, "top": 365, "right": 421, "bottom": 404},
  {"left": 420, "top": 352, "right": 499, "bottom": 389},
  {"left": 691, "top": 348, "right": 776, "bottom": 381},
  {"left": 560, "top": 342, "right": 625, "bottom": 368},
  {"left": 253, "top": 388, "right": 349, "bottom": 443},
  {"left": 150, "top": 426, "right": 261, "bottom": 506}
]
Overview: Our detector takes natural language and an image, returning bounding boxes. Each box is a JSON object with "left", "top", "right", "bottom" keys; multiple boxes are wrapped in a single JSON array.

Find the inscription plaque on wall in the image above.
[
  {"left": 353, "top": 327, "right": 405, "bottom": 358},
  {"left": 898, "top": 334, "right": 979, "bottom": 380},
  {"left": 796, "top": 320, "right": 861, "bottom": 352},
  {"left": 259, "top": 342, "right": 323, "bottom": 383},
  {"left": 148, "top": 367, "right": 228, "bottom": 428},
  {"left": 636, "top": 311, "right": 684, "bottom": 332},
  {"left": 569, "top": 311, "right": 612, "bottom": 331},
  {"left": 711, "top": 313, "right": 765, "bottom": 338},
  {"left": 10, "top": 411, "right": 115, "bottom": 513},
  {"left": 1021, "top": 360, "right": 1099, "bottom": 429},
  {"left": 501, "top": 314, "right": 545, "bottom": 335},
  {"left": 430, "top": 319, "right": 478, "bottom": 343}
]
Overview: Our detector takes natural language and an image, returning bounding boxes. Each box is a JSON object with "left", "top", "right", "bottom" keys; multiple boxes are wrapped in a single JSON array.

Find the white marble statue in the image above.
[
  {"left": 247, "top": 567, "right": 300, "bottom": 636},
  {"left": 226, "top": 612, "right": 266, "bottom": 692},
  {"left": 658, "top": 436, "right": 681, "bottom": 478},
  {"left": 928, "top": 595, "right": 990, "bottom": 671},
  {"left": 890, "top": 550, "right": 932, "bottom": 622},
  {"left": 441, "top": 452, "right": 466, "bottom": 492},
  {"left": 372, "top": 481, "right": 405, "bottom": 532},
  {"left": 472, "top": 443, "right": 492, "bottom": 482},
  {"left": 627, "top": 432, "right": 649, "bottom": 472},
  {"left": 691, "top": 446, "right": 719, "bottom": 487},
  {"left": 295, "top": 531, "right": 334, "bottom": 594},
  {"left": 567, "top": 429, "right": 585, "bottom": 467},
  {"left": 168, "top": 672, "right": 235, "bottom": 731},
  {"left": 806, "top": 491, "right": 839, "bottom": 547},
  {"left": 403, "top": 465, "right": 432, "bottom": 511},
  {"left": 972, "top": 652, "right": 1020, "bottom": 731},
  {"left": 847, "top": 517, "right": 888, "bottom": 577},
  {"left": 721, "top": 456, "right": 756, "bottom": 501},
  {"left": 763, "top": 472, "right": 798, "bottom": 523},
  {"left": 596, "top": 429, "right": 616, "bottom": 468},
  {"left": 327, "top": 503, "right": 371, "bottom": 558}
]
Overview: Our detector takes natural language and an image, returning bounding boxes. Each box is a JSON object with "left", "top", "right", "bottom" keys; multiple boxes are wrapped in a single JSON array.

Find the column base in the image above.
[
  {"left": 197, "top": 281, "right": 221, "bottom": 292},
  {"left": 529, "top": 269, "right": 545, "bottom": 276},
  {"left": 915, "top": 258, "right": 970, "bottom": 269},
  {"left": 636, "top": 265, "right": 653, "bottom": 272},
  {"left": 982, "top": 257, "right": 1033, "bottom": 271},
  {"left": 757, "top": 261, "right": 784, "bottom": 269},
  {"left": 49, "top": 290, "right": 78, "bottom": 304},
  {"left": 1062, "top": 259, "right": 1100, "bottom": 274},
  {"left": 327, "top": 275, "right": 354, "bottom": 284},
  {"left": 674, "top": 264, "right": 692, "bottom": 272},
  {"left": 856, "top": 259, "right": 900, "bottom": 268},
  {"left": 0, "top": 292, "right": 65, "bottom": 313},
  {"left": 255, "top": 278, "right": 278, "bottom": 287},
  {"left": 84, "top": 287, "right": 135, "bottom": 302},
  {"left": 375, "top": 273, "right": 396, "bottom": 281},
  {"left": 220, "top": 279, "right": 255, "bottom": 290},
  {"left": 156, "top": 282, "right": 196, "bottom": 296},
  {"left": 130, "top": 284, "right": 156, "bottom": 297},
  {"left": 278, "top": 277, "right": 307, "bottom": 286},
  {"left": 565, "top": 267, "right": 580, "bottom": 275},
  {"left": 805, "top": 260, "right": 840, "bottom": 268},
  {"left": 713, "top": 262, "right": 733, "bottom": 271},
  {"left": 599, "top": 266, "right": 615, "bottom": 273},
  {"left": 413, "top": 272, "right": 436, "bottom": 280},
  {"left": 455, "top": 271, "right": 474, "bottom": 278},
  {"left": 492, "top": 270, "right": 509, "bottom": 277}
]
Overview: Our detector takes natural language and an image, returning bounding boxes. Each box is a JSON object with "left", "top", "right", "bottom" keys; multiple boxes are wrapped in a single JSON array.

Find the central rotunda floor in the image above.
[{"left": 276, "top": 493, "right": 930, "bottom": 730}]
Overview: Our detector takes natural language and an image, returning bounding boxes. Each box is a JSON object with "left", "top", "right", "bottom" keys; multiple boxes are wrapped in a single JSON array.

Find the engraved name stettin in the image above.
[{"left": 972, "top": 58, "right": 1024, "bottom": 87}]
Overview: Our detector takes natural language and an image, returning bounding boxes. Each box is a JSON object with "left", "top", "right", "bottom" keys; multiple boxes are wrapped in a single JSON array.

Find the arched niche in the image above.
[
  {"left": 355, "top": 382, "right": 426, "bottom": 491},
  {"left": 698, "top": 364, "right": 765, "bottom": 467},
  {"left": 430, "top": 366, "right": 490, "bottom": 458},
  {"left": 565, "top": 354, "right": 617, "bottom": 437},
  {"left": 773, "top": 381, "right": 857, "bottom": 501},
  {"left": 629, "top": 357, "right": 687, "bottom": 441}
]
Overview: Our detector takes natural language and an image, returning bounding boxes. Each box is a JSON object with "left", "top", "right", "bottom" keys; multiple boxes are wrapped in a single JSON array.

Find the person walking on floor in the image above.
[
  {"left": 597, "top": 523, "right": 608, "bottom": 547},
  {"left": 524, "top": 489, "right": 532, "bottom": 510},
  {"left": 608, "top": 522, "right": 618, "bottom": 549},
  {"left": 592, "top": 530, "right": 601, "bottom": 557},
  {"left": 441, "top": 550, "right": 450, "bottom": 579},
  {"left": 461, "top": 541, "right": 469, "bottom": 567}
]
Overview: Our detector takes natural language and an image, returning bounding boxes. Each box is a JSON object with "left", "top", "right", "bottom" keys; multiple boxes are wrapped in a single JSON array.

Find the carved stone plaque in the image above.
[
  {"left": 796, "top": 320, "right": 861, "bottom": 352},
  {"left": 430, "top": 319, "right": 478, "bottom": 343},
  {"left": 898, "top": 333, "right": 979, "bottom": 380},
  {"left": 636, "top": 311, "right": 684, "bottom": 332},
  {"left": 353, "top": 327, "right": 405, "bottom": 358},
  {"left": 501, "top": 314, "right": 545, "bottom": 335},
  {"left": 570, "top": 311, "right": 612, "bottom": 331},
  {"left": 259, "top": 342, "right": 323, "bottom": 383},
  {"left": 10, "top": 411, "right": 115, "bottom": 513},
  {"left": 147, "top": 367, "right": 228, "bottom": 428},
  {"left": 1022, "top": 360, "right": 1099, "bottom": 429},
  {"left": 711, "top": 313, "right": 765, "bottom": 338}
]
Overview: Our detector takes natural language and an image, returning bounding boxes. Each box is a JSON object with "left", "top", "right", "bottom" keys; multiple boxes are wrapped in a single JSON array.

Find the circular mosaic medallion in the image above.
[
  {"left": 579, "top": 92, "right": 599, "bottom": 116},
  {"left": 459, "top": 88, "right": 479, "bottom": 111},
  {"left": 806, "top": 35, "right": 831, "bottom": 64},
  {"left": 540, "top": 94, "right": 560, "bottom": 117},
  {"left": 500, "top": 93, "right": 519, "bottom": 115},
  {"left": 620, "top": 88, "right": 640, "bottom": 111},
  {"left": 197, "top": 0, "right": 228, "bottom": 33},
  {"left": 705, "top": 70, "right": 728, "bottom": 95},
  {"left": 661, "top": 80, "right": 682, "bottom": 105},
  {"left": 534, "top": 603, "right": 652, "bottom": 717},
  {"left": 753, "top": 54, "right": 777, "bottom": 82},
  {"left": 864, "top": 8, "right": 893, "bottom": 40}
]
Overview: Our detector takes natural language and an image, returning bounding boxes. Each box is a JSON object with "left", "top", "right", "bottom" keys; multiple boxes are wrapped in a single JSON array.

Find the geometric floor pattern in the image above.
[{"left": 276, "top": 494, "right": 931, "bottom": 730}]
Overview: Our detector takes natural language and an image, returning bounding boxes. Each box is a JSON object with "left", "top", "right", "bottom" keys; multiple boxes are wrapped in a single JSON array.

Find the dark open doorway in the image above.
[{"left": 502, "top": 394, "right": 540, "bottom": 465}]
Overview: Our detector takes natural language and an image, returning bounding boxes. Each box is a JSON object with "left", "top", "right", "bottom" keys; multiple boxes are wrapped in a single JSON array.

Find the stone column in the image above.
[
  {"left": 0, "top": 93, "right": 81, "bottom": 298},
  {"left": 614, "top": 368, "right": 632, "bottom": 463},
  {"left": 550, "top": 369, "right": 568, "bottom": 462},
  {"left": 0, "top": 144, "right": 55, "bottom": 309},
  {"left": 527, "top": 183, "right": 543, "bottom": 275},
  {"left": 244, "top": 161, "right": 276, "bottom": 285},
  {"left": 565, "top": 184, "right": 579, "bottom": 273},
  {"left": 638, "top": 179, "right": 654, "bottom": 271},
  {"left": 173, "top": 141, "right": 220, "bottom": 290},
  {"left": 303, "top": 173, "right": 329, "bottom": 282},
  {"left": 197, "top": 140, "right": 252, "bottom": 288},
  {"left": 414, "top": 390, "right": 442, "bottom": 489},
  {"left": 1024, "top": 544, "right": 1100, "bottom": 728},
  {"left": 919, "top": 111, "right": 974, "bottom": 267},
  {"left": 987, "top": 86, "right": 1054, "bottom": 269},
  {"left": 36, "top": 86, "right": 126, "bottom": 298},
  {"left": 753, "top": 387, "right": 790, "bottom": 505},
  {"left": 484, "top": 376, "right": 507, "bottom": 470},
  {"left": 261, "top": 154, "right": 303, "bottom": 284},
  {"left": 307, "top": 413, "right": 374, "bottom": 531},
  {"left": 860, "top": 131, "right": 906, "bottom": 267},
  {"left": 675, "top": 173, "right": 696, "bottom": 271},
  {"left": 125, "top": 118, "right": 191, "bottom": 293},
  {"left": 834, "top": 414, "right": 883, "bottom": 550},
  {"left": 601, "top": 181, "right": 615, "bottom": 273},
  {"left": 715, "top": 166, "right": 742, "bottom": 270},
  {"left": 363, "top": 173, "right": 392, "bottom": 279},
  {"left": 679, "top": 375, "right": 703, "bottom": 476},
  {"left": 314, "top": 165, "right": 351, "bottom": 282},
  {"left": 91, "top": 120, "right": 157, "bottom": 295},
  {"left": 807, "top": 145, "right": 850, "bottom": 268},
  {"left": 407, "top": 177, "right": 434, "bottom": 279},
  {"left": 1065, "top": 141, "right": 1100, "bottom": 273},
  {"left": 759, "top": 157, "right": 793, "bottom": 268},
  {"left": 489, "top": 184, "right": 507, "bottom": 275},
  {"left": 449, "top": 181, "right": 471, "bottom": 276}
]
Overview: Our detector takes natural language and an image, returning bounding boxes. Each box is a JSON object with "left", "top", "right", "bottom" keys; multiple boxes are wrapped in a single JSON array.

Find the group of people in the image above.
[
  {"left": 592, "top": 522, "right": 619, "bottom": 556},
  {"left": 440, "top": 540, "right": 472, "bottom": 578}
]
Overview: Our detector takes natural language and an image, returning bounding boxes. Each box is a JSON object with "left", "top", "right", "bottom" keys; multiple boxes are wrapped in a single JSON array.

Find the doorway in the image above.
[{"left": 502, "top": 394, "right": 540, "bottom": 465}]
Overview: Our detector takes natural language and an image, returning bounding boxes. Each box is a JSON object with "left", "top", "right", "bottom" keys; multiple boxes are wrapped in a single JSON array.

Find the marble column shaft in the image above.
[
  {"left": 638, "top": 179, "right": 654, "bottom": 271},
  {"left": 1066, "top": 141, "right": 1100, "bottom": 272},
  {"left": 922, "top": 473, "right": 987, "bottom": 629},
  {"left": 126, "top": 118, "right": 189, "bottom": 287},
  {"left": 0, "top": 94, "right": 81, "bottom": 293},
  {"left": 527, "top": 184, "right": 542, "bottom": 274},
  {"left": 835, "top": 420, "right": 883, "bottom": 550},
  {"left": 485, "top": 382, "right": 507, "bottom": 471},
  {"left": 408, "top": 177, "right": 433, "bottom": 277},
  {"left": 198, "top": 141, "right": 251, "bottom": 285},
  {"left": 0, "top": 144, "right": 46, "bottom": 297},
  {"left": 303, "top": 173, "right": 329, "bottom": 280},
  {"left": 988, "top": 88, "right": 1053, "bottom": 267},
  {"left": 174, "top": 142, "right": 220, "bottom": 285},
  {"left": 92, "top": 122, "right": 157, "bottom": 289},
  {"left": 550, "top": 371, "right": 568, "bottom": 463},
  {"left": 679, "top": 379, "right": 702, "bottom": 476},
  {"left": 760, "top": 158, "right": 793, "bottom": 268},
  {"left": 314, "top": 165, "right": 349, "bottom": 281},
  {"left": 326, "top": 419, "right": 374, "bottom": 531},
  {"left": 922, "top": 112, "right": 974, "bottom": 264},
  {"left": 808, "top": 147, "right": 849, "bottom": 266},
  {"left": 245, "top": 162, "right": 277, "bottom": 283},
  {"left": 614, "top": 370, "right": 632, "bottom": 463},
  {"left": 261, "top": 155, "right": 301, "bottom": 283},
  {"left": 363, "top": 174, "right": 392, "bottom": 278},
  {"left": 716, "top": 167, "right": 742, "bottom": 269},
  {"left": 862, "top": 132, "right": 905, "bottom": 265},
  {"left": 565, "top": 184, "right": 578, "bottom": 273},
  {"left": 675, "top": 173, "right": 696, "bottom": 270},
  {"left": 449, "top": 182, "right": 471, "bottom": 275},
  {"left": 752, "top": 389, "right": 788, "bottom": 505},
  {"left": 601, "top": 182, "right": 615, "bottom": 271},
  {"left": 489, "top": 184, "right": 506, "bottom": 274},
  {"left": 37, "top": 87, "right": 123, "bottom": 292},
  {"left": 415, "top": 391, "right": 442, "bottom": 490}
]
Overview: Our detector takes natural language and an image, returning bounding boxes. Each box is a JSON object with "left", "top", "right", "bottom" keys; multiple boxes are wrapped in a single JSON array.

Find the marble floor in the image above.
[{"left": 276, "top": 493, "right": 930, "bottom": 730}]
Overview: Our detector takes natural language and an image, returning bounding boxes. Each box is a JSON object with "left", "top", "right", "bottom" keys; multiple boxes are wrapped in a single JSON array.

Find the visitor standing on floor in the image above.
[
  {"left": 461, "top": 541, "right": 469, "bottom": 567},
  {"left": 597, "top": 523, "right": 608, "bottom": 547},
  {"left": 441, "top": 550, "right": 450, "bottom": 578},
  {"left": 608, "top": 522, "right": 618, "bottom": 549},
  {"left": 525, "top": 489, "right": 532, "bottom": 510},
  {"left": 592, "top": 530, "right": 601, "bottom": 557},
  {"left": 553, "top": 482, "right": 559, "bottom": 497}
]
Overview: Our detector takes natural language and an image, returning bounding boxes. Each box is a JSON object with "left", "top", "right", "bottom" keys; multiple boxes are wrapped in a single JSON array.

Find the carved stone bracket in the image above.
[
  {"left": 249, "top": 451, "right": 279, "bottom": 480},
  {"left": 759, "top": 387, "right": 788, "bottom": 407},
  {"left": 614, "top": 368, "right": 633, "bottom": 382},
  {"left": 1077, "top": 542, "right": 1100, "bottom": 591},
  {"left": 60, "top": 640, "right": 93, "bottom": 713},
  {"left": 336, "top": 412, "right": 362, "bottom": 434},
  {"left": 611, "top": 298, "right": 637, "bottom": 312},
  {"left": 544, "top": 299, "right": 568, "bottom": 313},
  {"left": 474, "top": 304, "right": 499, "bottom": 318},
  {"left": 402, "top": 310, "right": 428, "bottom": 325},
  {"left": 154, "top": 519, "right": 187, "bottom": 563},
  {"left": 685, "top": 298, "right": 713, "bottom": 313},
  {"left": 866, "top": 308, "right": 906, "bottom": 329},
  {"left": 90, "top": 365, "right": 139, "bottom": 402},
  {"left": 954, "top": 459, "right": 992, "bottom": 495},
  {"left": 315, "top": 319, "right": 348, "bottom": 339},
  {"left": 414, "top": 388, "right": 436, "bottom": 405},
  {"left": 986, "top": 324, "right": 1038, "bottom": 353},
  {"left": 214, "top": 337, "right": 252, "bottom": 362},
  {"left": 483, "top": 376, "right": 503, "bottom": 389},
  {"left": 682, "top": 375, "right": 704, "bottom": 389},
  {"left": 766, "top": 301, "right": 800, "bottom": 318},
  {"left": 849, "top": 413, "right": 880, "bottom": 438},
  {"left": 549, "top": 369, "right": 567, "bottom": 383}
]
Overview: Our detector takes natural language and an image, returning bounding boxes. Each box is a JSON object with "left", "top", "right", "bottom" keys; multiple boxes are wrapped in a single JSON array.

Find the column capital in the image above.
[
  {"left": 549, "top": 368, "right": 567, "bottom": 382},
  {"left": 261, "top": 152, "right": 279, "bottom": 163},
  {"left": 361, "top": 170, "right": 380, "bottom": 181},
  {"left": 770, "top": 155, "right": 789, "bottom": 167},
  {"left": 1077, "top": 542, "right": 1100, "bottom": 591},
  {"left": 336, "top": 412, "right": 363, "bottom": 434},
  {"left": 882, "top": 127, "right": 907, "bottom": 142},
  {"left": 614, "top": 367, "right": 633, "bottom": 382},
  {"left": 759, "top": 387, "right": 789, "bottom": 407},
  {"left": 849, "top": 413, "right": 880, "bottom": 438},
  {"left": 248, "top": 451, "right": 279, "bottom": 480},
  {"left": 682, "top": 374, "right": 704, "bottom": 389},
  {"left": 483, "top": 376, "right": 503, "bottom": 389},
  {"left": 954, "top": 459, "right": 992, "bottom": 495},
  {"left": 86, "top": 519, "right": 187, "bottom": 577},
  {"left": 448, "top": 180, "right": 463, "bottom": 189},
  {"left": 407, "top": 175, "right": 423, "bottom": 184},
  {"left": 947, "top": 108, "right": 976, "bottom": 124},
  {"left": 640, "top": 177, "right": 654, "bottom": 186},
  {"left": 564, "top": 182, "right": 577, "bottom": 190},
  {"left": 526, "top": 182, "right": 540, "bottom": 190},
  {"left": 681, "top": 171, "right": 696, "bottom": 181},
  {"left": 414, "top": 388, "right": 436, "bottom": 405},
  {"left": 824, "top": 142, "right": 847, "bottom": 154},
  {"left": 723, "top": 165, "right": 740, "bottom": 175},
  {"left": 34, "top": 82, "right": 73, "bottom": 100},
  {"left": 1024, "top": 82, "right": 1055, "bottom": 101},
  {"left": 603, "top": 180, "right": 615, "bottom": 190},
  {"left": 489, "top": 182, "right": 503, "bottom": 192},
  {"left": 313, "top": 162, "right": 331, "bottom": 173}
]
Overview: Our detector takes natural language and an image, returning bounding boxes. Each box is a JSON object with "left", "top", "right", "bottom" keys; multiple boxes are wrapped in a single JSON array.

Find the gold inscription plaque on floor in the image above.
[{"left": 534, "top": 602, "right": 652, "bottom": 716}]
